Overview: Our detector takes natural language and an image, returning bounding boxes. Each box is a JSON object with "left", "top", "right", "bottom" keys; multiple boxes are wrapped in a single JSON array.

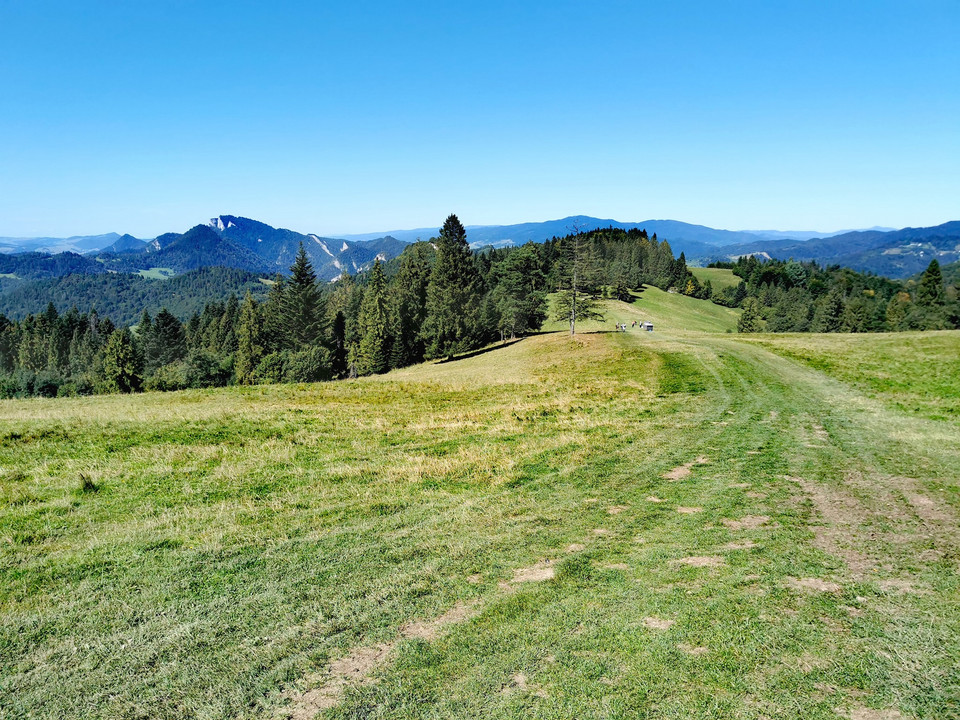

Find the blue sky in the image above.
[{"left": 1, "top": 1, "right": 958, "bottom": 237}]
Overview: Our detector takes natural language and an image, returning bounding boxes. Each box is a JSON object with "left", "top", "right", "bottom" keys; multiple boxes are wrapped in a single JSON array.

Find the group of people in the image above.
[{"left": 615, "top": 320, "right": 651, "bottom": 332}]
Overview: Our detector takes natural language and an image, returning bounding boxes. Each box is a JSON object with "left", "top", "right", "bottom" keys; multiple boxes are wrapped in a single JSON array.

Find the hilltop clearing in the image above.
[{"left": 1, "top": 293, "right": 958, "bottom": 719}]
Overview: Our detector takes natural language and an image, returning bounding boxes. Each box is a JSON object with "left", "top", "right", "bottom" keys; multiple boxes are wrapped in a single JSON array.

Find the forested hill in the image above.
[
  {"left": 0, "top": 216, "right": 699, "bottom": 397},
  {"left": 0, "top": 267, "right": 271, "bottom": 326}
]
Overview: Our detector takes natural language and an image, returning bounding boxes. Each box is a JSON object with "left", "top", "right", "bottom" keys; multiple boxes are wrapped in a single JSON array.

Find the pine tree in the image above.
[
  {"left": 811, "top": 288, "right": 845, "bottom": 332},
  {"left": 101, "top": 328, "right": 143, "bottom": 393},
  {"left": 422, "top": 214, "right": 484, "bottom": 359},
  {"left": 282, "top": 243, "right": 323, "bottom": 348},
  {"left": 916, "top": 259, "right": 945, "bottom": 308},
  {"left": 356, "top": 259, "right": 391, "bottom": 374},
  {"left": 388, "top": 242, "right": 434, "bottom": 368},
  {"left": 552, "top": 230, "right": 604, "bottom": 334},
  {"left": 737, "top": 297, "right": 766, "bottom": 333},
  {"left": 152, "top": 308, "right": 187, "bottom": 367},
  {"left": 331, "top": 311, "right": 348, "bottom": 378},
  {"left": 234, "top": 292, "right": 262, "bottom": 385}
]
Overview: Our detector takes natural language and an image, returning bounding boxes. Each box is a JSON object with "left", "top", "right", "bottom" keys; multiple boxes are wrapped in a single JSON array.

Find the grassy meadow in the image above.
[
  {"left": 1, "top": 290, "right": 958, "bottom": 719},
  {"left": 690, "top": 267, "right": 741, "bottom": 292}
]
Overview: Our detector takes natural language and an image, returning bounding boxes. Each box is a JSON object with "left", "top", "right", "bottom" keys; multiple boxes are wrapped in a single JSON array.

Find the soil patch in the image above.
[
  {"left": 646, "top": 496, "right": 665, "bottom": 503},
  {"left": 678, "top": 643, "right": 710, "bottom": 656},
  {"left": 877, "top": 578, "right": 926, "bottom": 595},
  {"left": 787, "top": 577, "right": 842, "bottom": 593},
  {"left": 722, "top": 515, "right": 770, "bottom": 530},
  {"left": 511, "top": 560, "right": 555, "bottom": 583},
  {"left": 677, "top": 506, "right": 703, "bottom": 514},
  {"left": 672, "top": 555, "right": 725, "bottom": 568},
  {"left": 607, "top": 505, "right": 628, "bottom": 515},
  {"left": 723, "top": 540, "right": 757, "bottom": 550},
  {"left": 400, "top": 601, "right": 476, "bottom": 641},
  {"left": 663, "top": 456, "right": 709, "bottom": 481},
  {"left": 565, "top": 543, "right": 585, "bottom": 553},
  {"left": 847, "top": 708, "right": 904, "bottom": 720},
  {"left": 786, "top": 476, "right": 873, "bottom": 577},
  {"left": 643, "top": 616, "right": 675, "bottom": 630},
  {"left": 286, "top": 643, "right": 394, "bottom": 718}
]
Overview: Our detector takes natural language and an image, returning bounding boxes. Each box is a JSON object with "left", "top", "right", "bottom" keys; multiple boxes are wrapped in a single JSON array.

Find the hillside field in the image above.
[
  {"left": 690, "top": 267, "right": 741, "bottom": 292},
  {"left": 1, "top": 290, "right": 958, "bottom": 719}
]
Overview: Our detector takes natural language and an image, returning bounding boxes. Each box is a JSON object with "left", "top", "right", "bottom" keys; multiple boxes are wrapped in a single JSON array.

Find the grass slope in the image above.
[
  {"left": 691, "top": 267, "right": 741, "bottom": 291},
  {"left": 546, "top": 286, "right": 740, "bottom": 335},
  {"left": 1, "top": 293, "right": 958, "bottom": 720}
]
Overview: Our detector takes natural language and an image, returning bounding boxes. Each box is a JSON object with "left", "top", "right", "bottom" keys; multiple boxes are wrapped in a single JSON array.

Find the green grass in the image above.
[
  {"left": 741, "top": 331, "right": 960, "bottom": 422},
  {"left": 691, "top": 266, "right": 740, "bottom": 291},
  {"left": 136, "top": 267, "right": 177, "bottom": 280},
  {"left": 545, "top": 287, "right": 740, "bottom": 335},
  {"left": 1, "top": 291, "right": 958, "bottom": 720}
]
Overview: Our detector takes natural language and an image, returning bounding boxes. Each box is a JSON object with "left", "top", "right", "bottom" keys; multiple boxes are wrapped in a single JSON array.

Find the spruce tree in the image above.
[
  {"left": 916, "top": 259, "right": 945, "bottom": 308},
  {"left": 356, "top": 260, "right": 391, "bottom": 375},
  {"left": 282, "top": 243, "right": 323, "bottom": 348},
  {"left": 389, "top": 242, "right": 434, "bottom": 368},
  {"left": 101, "top": 328, "right": 143, "bottom": 393},
  {"left": 737, "top": 297, "right": 766, "bottom": 333},
  {"left": 152, "top": 308, "right": 187, "bottom": 368},
  {"left": 422, "top": 214, "right": 484, "bottom": 359},
  {"left": 331, "top": 311, "right": 348, "bottom": 378},
  {"left": 234, "top": 292, "right": 262, "bottom": 385}
]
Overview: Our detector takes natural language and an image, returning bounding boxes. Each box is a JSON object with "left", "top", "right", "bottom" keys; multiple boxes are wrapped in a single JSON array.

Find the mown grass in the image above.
[
  {"left": 1, "top": 294, "right": 958, "bottom": 720},
  {"left": 545, "top": 286, "right": 739, "bottom": 335},
  {"left": 741, "top": 331, "right": 960, "bottom": 422},
  {"left": 690, "top": 267, "right": 740, "bottom": 291}
]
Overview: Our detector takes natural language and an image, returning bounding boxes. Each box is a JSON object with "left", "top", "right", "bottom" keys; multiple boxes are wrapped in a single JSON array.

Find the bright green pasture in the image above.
[
  {"left": 546, "top": 288, "right": 740, "bottom": 335},
  {"left": 1, "top": 301, "right": 958, "bottom": 720},
  {"left": 691, "top": 267, "right": 740, "bottom": 291},
  {"left": 743, "top": 331, "right": 960, "bottom": 422},
  {"left": 136, "top": 267, "right": 177, "bottom": 280}
]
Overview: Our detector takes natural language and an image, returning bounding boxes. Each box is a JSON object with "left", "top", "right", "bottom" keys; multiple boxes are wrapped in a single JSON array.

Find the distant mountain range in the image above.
[
  {"left": 703, "top": 221, "right": 960, "bottom": 278},
  {"left": 0, "top": 216, "right": 956, "bottom": 285}
]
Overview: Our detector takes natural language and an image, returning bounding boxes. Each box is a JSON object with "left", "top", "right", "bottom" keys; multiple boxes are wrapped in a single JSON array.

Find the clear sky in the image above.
[{"left": 1, "top": 0, "right": 958, "bottom": 238}]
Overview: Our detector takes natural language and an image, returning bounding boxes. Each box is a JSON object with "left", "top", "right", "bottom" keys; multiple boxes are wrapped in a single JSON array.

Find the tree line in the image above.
[
  {"left": 0, "top": 216, "right": 697, "bottom": 398},
  {"left": 716, "top": 256, "right": 959, "bottom": 333}
]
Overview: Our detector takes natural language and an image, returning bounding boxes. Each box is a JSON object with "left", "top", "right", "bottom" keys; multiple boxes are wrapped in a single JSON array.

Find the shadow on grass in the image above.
[{"left": 437, "top": 339, "right": 525, "bottom": 364}]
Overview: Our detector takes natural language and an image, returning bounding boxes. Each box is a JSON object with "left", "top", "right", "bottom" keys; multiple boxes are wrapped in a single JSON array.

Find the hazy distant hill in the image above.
[
  {"left": 340, "top": 216, "right": 857, "bottom": 258},
  {"left": 0, "top": 251, "right": 108, "bottom": 280},
  {"left": 710, "top": 221, "right": 960, "bottom": 278},
  {"left": 0, "top": 232, "right": 122, "bottom": 255},
  {"left": 101, "top": 234, "right": 150, "bottom": 254}
]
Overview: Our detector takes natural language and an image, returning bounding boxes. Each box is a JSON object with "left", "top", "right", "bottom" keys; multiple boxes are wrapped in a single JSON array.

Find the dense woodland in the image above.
[
  {"left": 0, "top": 214, "right": 956, "bottom": 398},
  {"left": 713, "top": 256, "right": 959, "bottom": 333},
  {"left": 0, "top": 217, "right": 694, "bottom": 397}
]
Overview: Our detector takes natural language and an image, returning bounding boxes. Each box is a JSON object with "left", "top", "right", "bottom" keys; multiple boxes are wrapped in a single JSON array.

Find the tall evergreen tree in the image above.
[
  {"left": 737, "top": 297, "right": 766, "bottom": 333},
  {"left": 553, "top": 230, "right": 604, "bottom": 334},
  {"left": 331, "top": 311, "right": 348, "bottom": 378},
  {"left": 356, "top": 259, "right": 391, "bottom": 375},
  {"left": 282, "top": 243, "right": 323, "bottom": 348},
  {"left": 234, "top": 292, "right": 262, "bottom": 385},
  {"left": 101, "top": 328, "right": 143, "bottom": 393},
  {"left": 152, "top": 308, "right": 187, "bottom": 367},
  {"left": 422, "top": 214, "right": 484, "bottom": 359},
  {"left": 916, "top": 259, "right": 945, "bottom": 308},
  {"left": 389, "top": 242, "right": 434, "bottom": 368}
]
